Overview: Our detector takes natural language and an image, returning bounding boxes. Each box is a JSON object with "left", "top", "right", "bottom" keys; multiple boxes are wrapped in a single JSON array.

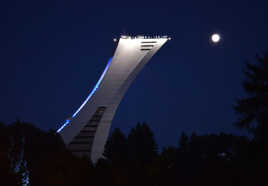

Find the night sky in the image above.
[{"left": 1, "top": 0, "right": 268, "bottom": 147}]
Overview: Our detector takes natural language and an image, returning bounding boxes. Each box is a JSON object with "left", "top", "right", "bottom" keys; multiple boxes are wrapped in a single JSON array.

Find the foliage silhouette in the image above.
[
  {"left": 2, "top": 50, "right": 268, "bottom": 185},
  {"left": 1, "top": 120, "right": 267, "bottom": 186},
  {"left": 234, "top": 51, "right": 268, "bottom": 142},
  {"left": 103, "top": 128, "right": 128, "bottom": 164}
]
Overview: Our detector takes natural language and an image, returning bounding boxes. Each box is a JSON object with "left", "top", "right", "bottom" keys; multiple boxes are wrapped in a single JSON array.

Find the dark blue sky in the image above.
[{"left": 1, "top": 0, "right": 268, "bottom": 147}]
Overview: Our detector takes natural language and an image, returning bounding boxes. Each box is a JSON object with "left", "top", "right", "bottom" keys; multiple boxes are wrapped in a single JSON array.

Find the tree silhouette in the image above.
[
  {"left": 103, "top": 128, "right": 128, "bottom": 164},
  {"left": 234, "top": 51, "right": 268, "bottom": 142},
  {"left": 0, "top": 122, "right": 21, "bottom": 186},
  {"left": 178, "top": 131, "right": 188, "bottom": 153},
  {"left": 233, "top": 52, "right": 268, "bottom": 186},
  {"left": 127, "top": 123, "right": 158, "bottom": 165}
]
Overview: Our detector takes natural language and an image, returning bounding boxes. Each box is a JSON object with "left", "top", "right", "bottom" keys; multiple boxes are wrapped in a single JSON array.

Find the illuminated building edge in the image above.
[{"left": 58, "top": 36, "right": 169, "bottom": 163}]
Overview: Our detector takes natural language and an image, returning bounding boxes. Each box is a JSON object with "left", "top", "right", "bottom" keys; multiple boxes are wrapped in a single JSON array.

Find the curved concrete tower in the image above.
[{"left": 57, "top": 35, "right": 169, "bottom": 163}]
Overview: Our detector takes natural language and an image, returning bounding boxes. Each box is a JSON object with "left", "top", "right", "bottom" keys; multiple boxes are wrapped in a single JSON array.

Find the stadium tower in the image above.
[{"left": 57, "top": 35, "right": 169, "bottom": 163}]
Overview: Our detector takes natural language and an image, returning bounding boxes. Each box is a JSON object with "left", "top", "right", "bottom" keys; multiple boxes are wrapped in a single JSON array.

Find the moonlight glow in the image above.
[{"left": 211, "top": 33, "right": 221, "bottom": 43}]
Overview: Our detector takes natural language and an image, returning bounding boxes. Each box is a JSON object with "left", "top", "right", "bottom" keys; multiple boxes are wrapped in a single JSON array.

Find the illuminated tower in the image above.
[{"left": 57, "top": 35, "right": 169, "bottom": 163}]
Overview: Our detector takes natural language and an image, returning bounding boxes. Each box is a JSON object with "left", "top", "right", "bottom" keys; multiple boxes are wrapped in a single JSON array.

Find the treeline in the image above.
[
  {"left": 1, "top": 52, "right": 268, "bottom": 186},
  {"left": 0, "top": 121, "right": 267, "bottom": 186}
]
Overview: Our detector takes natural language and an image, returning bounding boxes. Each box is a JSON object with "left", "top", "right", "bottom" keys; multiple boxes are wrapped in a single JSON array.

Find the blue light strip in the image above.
[
  {"left": 57, "top": 120, "right": 70, "bottom": 133},
  {"left": 57, "top": 57, "right": 113, "bottom": 133},
  {"left": 72, "top": 57, "right": 113, "bottom": 117}
]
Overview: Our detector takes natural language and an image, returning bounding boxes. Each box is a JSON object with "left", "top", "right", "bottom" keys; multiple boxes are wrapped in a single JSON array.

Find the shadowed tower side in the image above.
[{"left": 57, "top": 35, "right": 169, "bottom": 163}]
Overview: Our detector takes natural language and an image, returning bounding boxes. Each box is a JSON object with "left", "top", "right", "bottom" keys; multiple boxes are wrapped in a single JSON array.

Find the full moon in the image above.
[{"left": 211, "top": 33, "right": 221, "bottom": 43}]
